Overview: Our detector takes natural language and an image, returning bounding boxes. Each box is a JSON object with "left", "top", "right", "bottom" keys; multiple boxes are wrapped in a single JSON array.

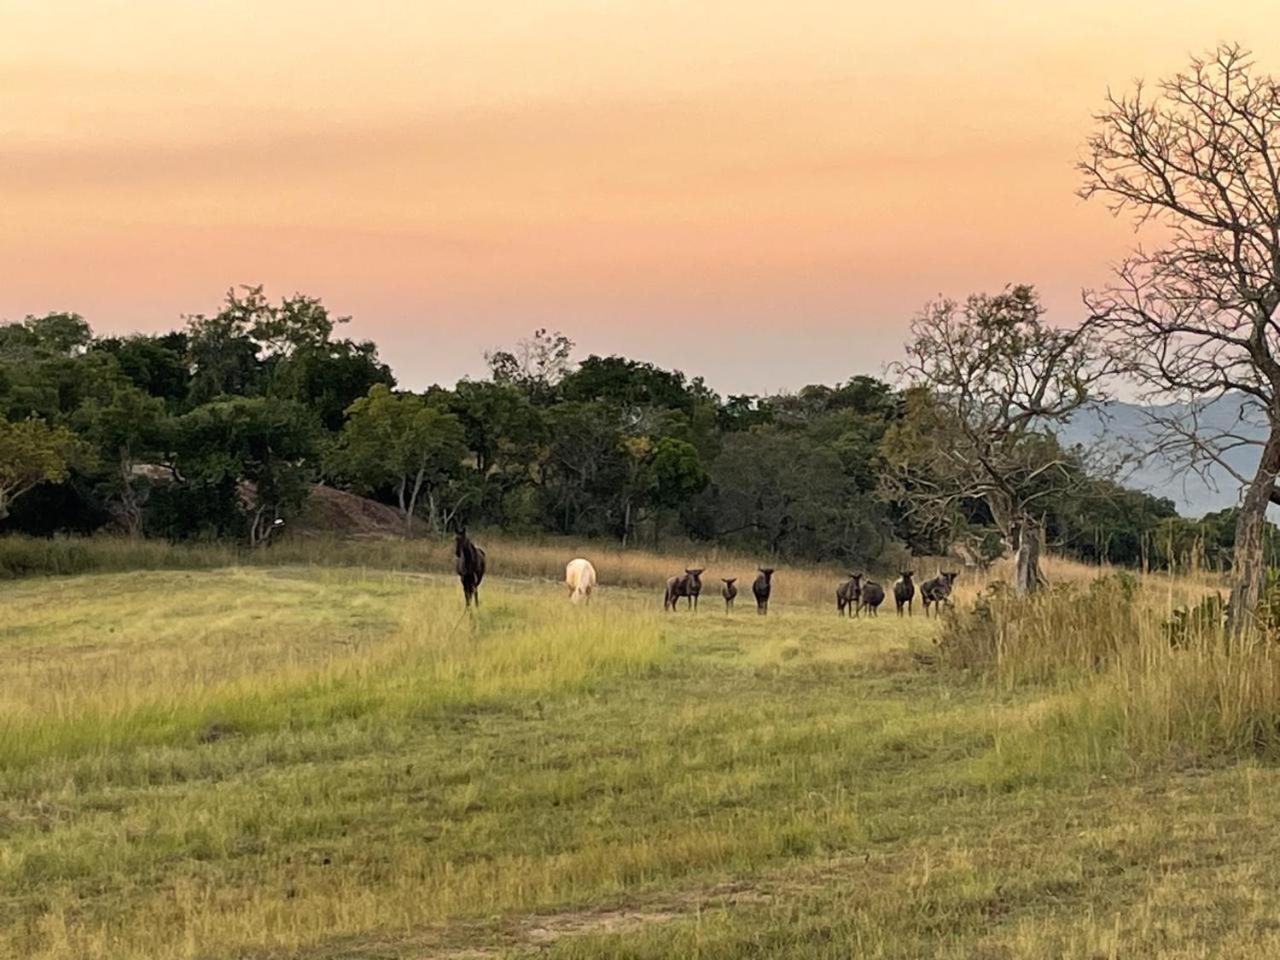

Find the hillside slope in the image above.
[
  {"left": 289, "top": 484, "right": 425, "bottom": 539},
  {"left": 1060, "top": 394, "right": 1265, "bottom": 516}
]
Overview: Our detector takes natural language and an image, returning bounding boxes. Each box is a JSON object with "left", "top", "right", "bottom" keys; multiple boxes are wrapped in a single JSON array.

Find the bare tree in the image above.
[
  {"left": 885, "top": 286, "right": 1112, "bottom": 594},
  {"left": 485, "top": 328, "right": 575, "bottom": 403},
  {"left": 1081, "top": 44, "right": 1280, "bottom": 628}
]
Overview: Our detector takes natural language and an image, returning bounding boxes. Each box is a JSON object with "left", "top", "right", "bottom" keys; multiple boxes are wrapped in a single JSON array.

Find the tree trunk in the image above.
[
  {"left": 1228, "top": 428, "right": 1280, "bottom": 633},
  {"left": 249, "top": 505, "right": 267, "bottom": 548},
  {"left": 0, "top": 482, "right": 33, "bottom": 521},
  {"left": 405, "top": 466, "right": 426, "bottom": 538},
  {"left": 1012, "top": 516, "right": 1044, "bottom": 596},
  {"left": 118, "top": 445, "right": 143, "bottom": 539}
]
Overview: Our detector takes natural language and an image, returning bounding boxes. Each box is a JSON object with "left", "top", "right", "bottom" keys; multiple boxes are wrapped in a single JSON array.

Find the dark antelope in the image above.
[
  {"left": 893, "top": 571, "right": 915, "bottom": 617},
  {"left": 721, "top": 577, "right": 738, "bottom": 612},
  {"left": 859, "top": 580, "right": 885, "bottom": 616},
  {"left": 921, "top": 571, "right": 958, "bottom": 617},
  {"left": 836, "top": 573, "right": 862, "bottom": 617},
  {"left": 752, "top": 568, "right": 774, "bottom": 615},
  {"left": 664, "top": 568, "right": 704, "bottom": 611}
]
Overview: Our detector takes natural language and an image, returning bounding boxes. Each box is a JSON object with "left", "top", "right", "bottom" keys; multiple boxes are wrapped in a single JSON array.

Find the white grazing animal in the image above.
[{"left": 564, "top": 558, "right": 597, "bottom": 604}]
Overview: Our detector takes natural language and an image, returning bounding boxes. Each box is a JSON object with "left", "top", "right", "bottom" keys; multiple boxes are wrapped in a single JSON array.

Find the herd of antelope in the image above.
[
  {"left": 454, "top": 528, "right": 959, "bottom": 618},
  {"left": 664, "top": 567, "right": 958, "bottom": 617}
]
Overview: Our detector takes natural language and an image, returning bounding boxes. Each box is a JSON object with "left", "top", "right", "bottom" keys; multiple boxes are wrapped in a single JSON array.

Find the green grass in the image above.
[{"left": 4, "top": 560, "right": 1280, "bottom": 958}]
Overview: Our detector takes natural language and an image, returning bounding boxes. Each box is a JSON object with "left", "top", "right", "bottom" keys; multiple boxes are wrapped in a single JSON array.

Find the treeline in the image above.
[{"left": 0, "top": 286, "right": 1265, "bottom": 569}]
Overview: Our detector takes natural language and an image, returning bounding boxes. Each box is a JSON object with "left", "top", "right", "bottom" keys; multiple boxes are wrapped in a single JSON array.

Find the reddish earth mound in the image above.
[{"left": 292, "top": 484, "right": 422, "bottom": 539}]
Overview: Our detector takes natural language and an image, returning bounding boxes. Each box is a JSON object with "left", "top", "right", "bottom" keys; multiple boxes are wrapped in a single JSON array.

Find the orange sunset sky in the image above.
[{"left": 3, "top": 1, "right": 1278, "bottom": 393}]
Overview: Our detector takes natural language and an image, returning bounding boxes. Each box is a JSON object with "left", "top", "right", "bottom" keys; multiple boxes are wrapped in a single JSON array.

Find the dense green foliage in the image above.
[
  {"left": 0, "top": 288, "right": 1240, "bottom": 567},
  {"left": 0, "top": 415, "right": 84, "bottom": 520}
]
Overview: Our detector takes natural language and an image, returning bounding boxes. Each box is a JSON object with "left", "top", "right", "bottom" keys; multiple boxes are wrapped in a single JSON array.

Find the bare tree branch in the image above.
[
  {"left": 884, "top": 285, "right": 1117, "bottom": 593},
  {"left": 1083, "top": 44, "right": 1280, "bottom": 628}
]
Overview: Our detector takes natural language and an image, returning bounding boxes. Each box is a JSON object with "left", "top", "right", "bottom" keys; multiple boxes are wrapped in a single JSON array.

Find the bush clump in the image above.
[
  {"left": 937, "top": 573, "right": 1140, "bottom": 688},
  {"left": 950, "top": 570, "right": 1280, "bottom": 769}
]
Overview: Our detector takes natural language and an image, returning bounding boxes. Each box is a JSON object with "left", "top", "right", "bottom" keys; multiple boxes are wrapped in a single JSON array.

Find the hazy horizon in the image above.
[{"left": 5, "top": 1, "right": 1279, "bottom": 394}]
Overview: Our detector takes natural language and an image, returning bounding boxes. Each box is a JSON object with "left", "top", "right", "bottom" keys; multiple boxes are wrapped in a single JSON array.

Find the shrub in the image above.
[
  {"left": 952, "top": 571, "right": 1280, "bottom": 770},
  {"left": 937, "top": 573, "right": 1140, "bottom": 687},
  {"left": 1163, "top": 593, "right": 1226, "bottom": 648},
  {"left": 1163, "top": 570, "right": 1280, "bottom": 647}
]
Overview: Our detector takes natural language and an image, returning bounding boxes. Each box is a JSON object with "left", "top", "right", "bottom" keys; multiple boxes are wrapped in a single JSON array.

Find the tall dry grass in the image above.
[
  {"left": 940, "top": 570, "right": 1280, "bottom": 772},
  {"left": 8, "top": 529, "right": 1261, "bottom": 774}
]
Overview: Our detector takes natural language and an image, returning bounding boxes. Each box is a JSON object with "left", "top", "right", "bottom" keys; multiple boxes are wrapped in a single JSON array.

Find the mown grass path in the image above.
[{"left": 2, "top": 567, "right": 1279, "bottom": 958}]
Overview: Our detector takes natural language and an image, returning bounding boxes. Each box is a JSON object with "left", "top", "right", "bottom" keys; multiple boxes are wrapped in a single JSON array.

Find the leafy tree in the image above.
[
  {"left": 186, "top": 311, "right": 264, "bottom": 404},
  {"left": 328, "top": 385, "right": 467, "bottom": 536},
  {"left": 170, "top": 398, "right": 320, "bottom": 546},
  {"left": 550, "top": 356, "right": 717, "bottom": 542},
  {"left": 251, "top": 291, "right": 343, "bottom": 358},
  {"left": 436, "top": 379, "right": 547, "bottom": 527},
  {"left": 1146, "top": 507, "right": 1280, "bottom": 572},
  {"left": 485, "top": 328, "right": 574, "bottom": 404},
  {"left": 443, "top": 379, "right": 545, "bottom": 477},
  {"left": 709, "top": 428, "right": 879, "bottom": 562},
  {"left": 0, "top": 313, "right": 92, "bottom": 357},
  {"left": 652, "top": 436, "right": 708, "bottom": 509},
  {"left": 1045, "top": 474, "right": 1178, "bottom": 568},
  {"left": 717, "top": 394, "right": 772, "bottom": 433},
  {"left": 186, "top": 285, "right": 353, "bottom": 404},
  {"left": 539, "top": 401, "right": 627, "bottom": 535},
  {"left": 0, "top": 416, "right": 83, "bottom": 520},
  {"left": 885, "top": 286, "right": 1113, "bottom": 593},
  {"left": 561, "top": 356, "right": 700, "bottom": 415},
  {"left": 0, "top": 322, "right": 38, "bottom": 357},
  {"left": 91, "top": 334, "right": 191, "bottom": 407},
  {"left": 616, "top": 434, "right": 657, "bottom": 546},
  {"left": 0, "top": 317, "right": 120, "bottom": 422},
  {"left": 77, "top": 384, "right": 168, "bottom": 537},
  {"left": 270, "top": 339, "right": 394, "bottom": 432},
  {"left": 765, "top": 376, "right": 896, "bottom": 429},
  {"left": 608, "top": 433, "right": 706, "bottom": 545}
]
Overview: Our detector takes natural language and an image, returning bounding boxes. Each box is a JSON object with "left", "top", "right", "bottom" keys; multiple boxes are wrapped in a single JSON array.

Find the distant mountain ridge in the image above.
[{"left": 1058, "top": 394, "right": 1266, "bottom": 517}]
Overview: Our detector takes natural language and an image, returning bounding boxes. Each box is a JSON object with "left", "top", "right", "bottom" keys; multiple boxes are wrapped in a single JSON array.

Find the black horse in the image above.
[{"left": 454, "top": 528, "right": 487, "bottom": 608}]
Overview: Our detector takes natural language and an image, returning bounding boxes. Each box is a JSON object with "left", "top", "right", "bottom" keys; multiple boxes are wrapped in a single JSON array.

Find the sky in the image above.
[{"left": 3, "top": 1, "right": 1278, "bottom": 395}]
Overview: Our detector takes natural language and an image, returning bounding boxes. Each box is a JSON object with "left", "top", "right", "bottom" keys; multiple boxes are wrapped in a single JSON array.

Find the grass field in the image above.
[{"left": 4, "top": 540, "right": 1280, "bottom": 958}]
